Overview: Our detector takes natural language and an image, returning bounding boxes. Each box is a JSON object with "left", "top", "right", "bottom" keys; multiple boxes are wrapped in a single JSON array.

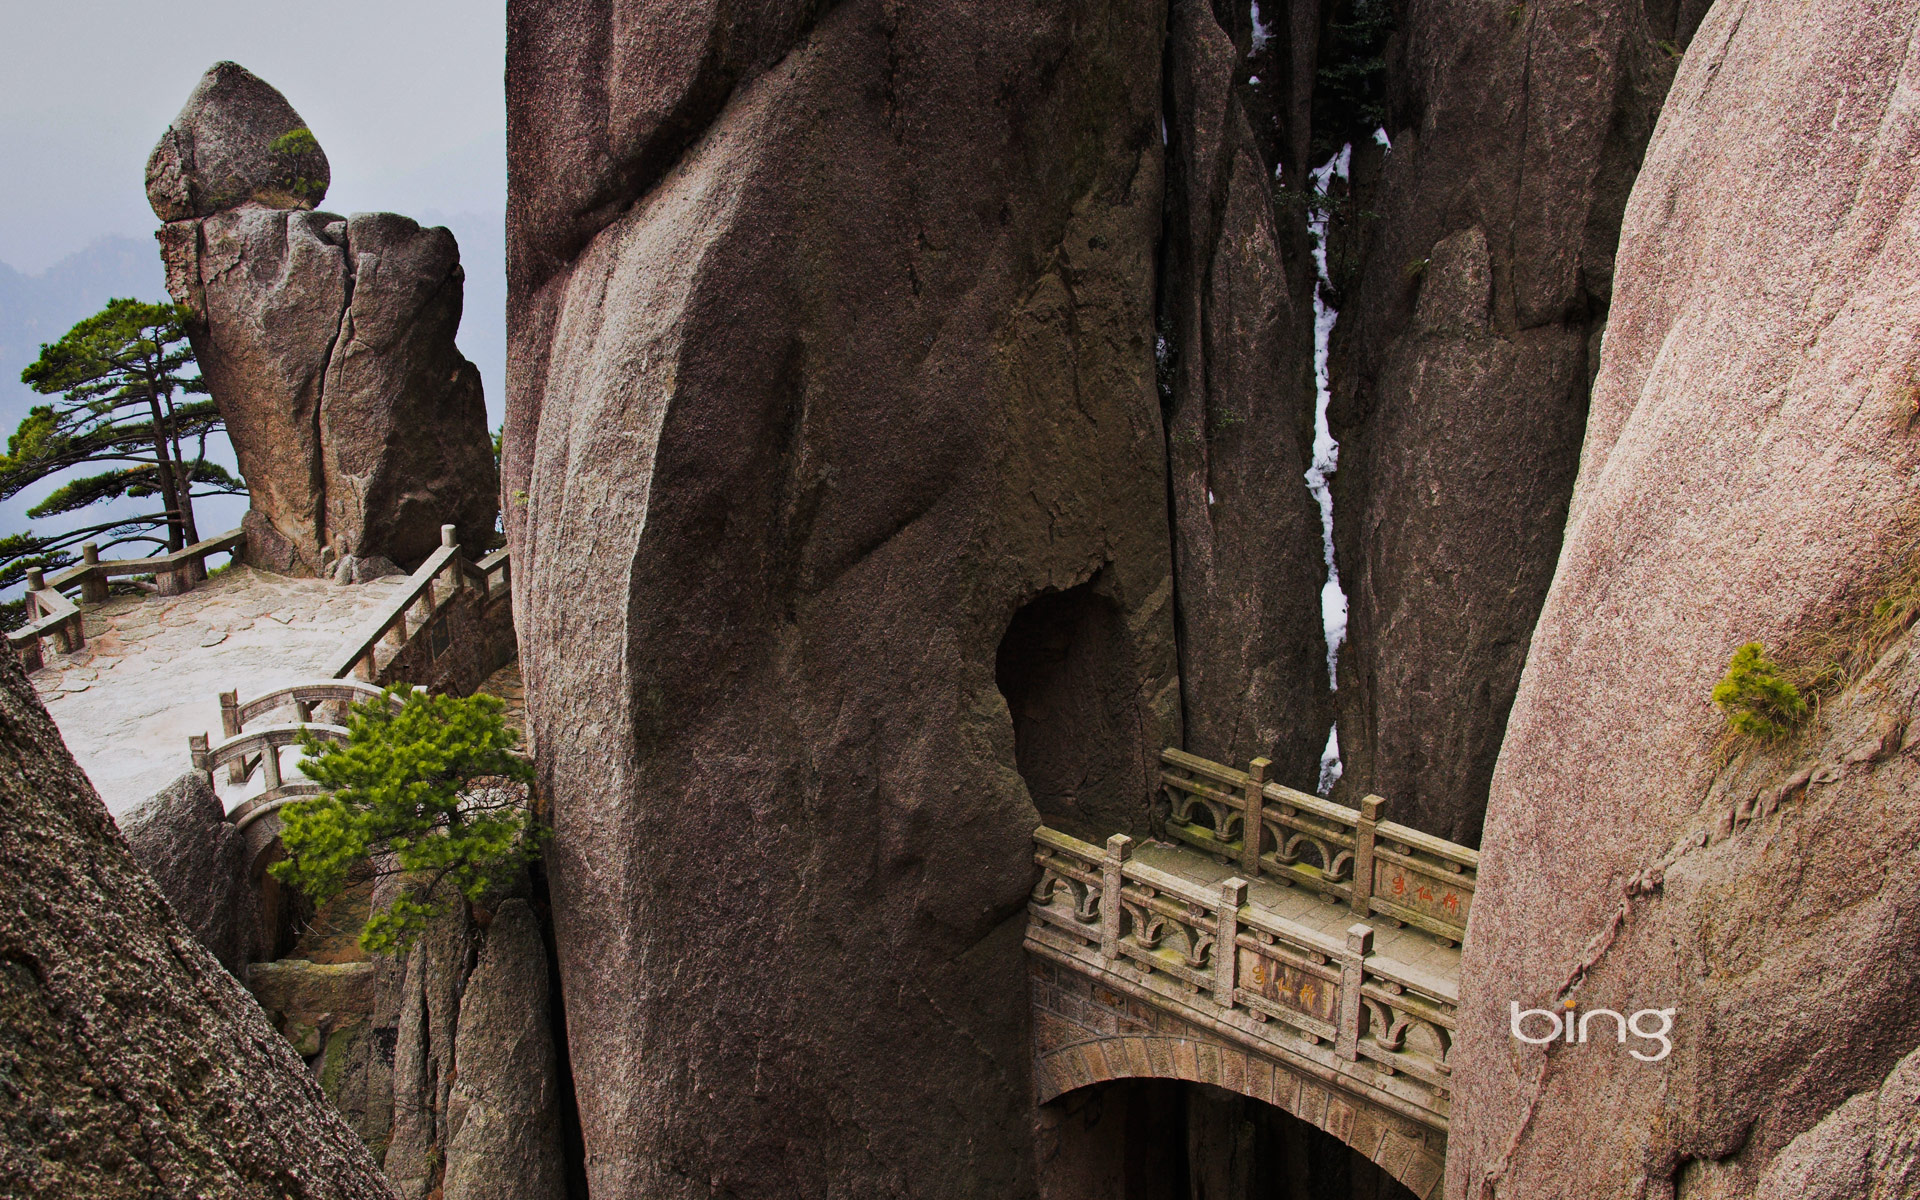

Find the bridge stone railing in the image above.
[
  {"left": 1027, "top": 825, "right": 1458, "bottom": 1130},
  {"left": 190, "top": 681, "right": 414, "bottom": 829},
  {"left": 9, "top": 528, "right": 245, "bottom": 672},
  {"left": 1157, "top": 749, "right": 1478, "bottom": 945}
]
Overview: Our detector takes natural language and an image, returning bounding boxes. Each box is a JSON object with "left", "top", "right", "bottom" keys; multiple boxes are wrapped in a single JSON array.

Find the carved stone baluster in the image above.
[
  {"left": 1241, "top": 758, "right": 1269, "bottom": 877},
  {"left": 1215, "top": 877, "right": 1247, "bottom": 1007},
  {"left": 261, "top": 741, "right": 282, "bottom": 791},
  {"left": 1337, "top": 924, "right": 1373, "bottom": 1061},
  {"left": 1100, "top": 834, "right": 1131, "bottom": 964},
  {"left": 1351, "top": 794, "right": 1383, "bottom": 916},
  {"left": 220, "top": 691, "right": 245, "bottom": 784},
  {"left": 189, "top": 733, "right": 211, "bottom": 784}
]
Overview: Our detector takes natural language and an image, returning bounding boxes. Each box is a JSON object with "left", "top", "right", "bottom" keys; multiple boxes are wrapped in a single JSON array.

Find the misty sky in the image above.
[{"left": 0, "top": 0, "right": 506, "bottom": 272}]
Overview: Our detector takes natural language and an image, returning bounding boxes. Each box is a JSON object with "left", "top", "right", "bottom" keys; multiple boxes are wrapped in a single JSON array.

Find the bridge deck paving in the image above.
[
  {"left": 1130, "top": 840, "right": 1461, "bottom": 983},
  {"left": 32, "top": 567, "right": 410, "bottom": 816}
]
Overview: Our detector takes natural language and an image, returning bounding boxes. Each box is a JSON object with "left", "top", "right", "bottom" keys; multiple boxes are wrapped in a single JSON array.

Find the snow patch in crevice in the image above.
[
  {"left": 1250, "top": 2, "right": 1272, "bottom": 55},
  {"left": 1373, "top": 126, "right": 1393, "bottom": 150},
  {"left": 1305, "top": 144, "right": 1353, "bottom": 796},
  {"left": 1317, "top": 726, "right": 1344, "bottom": 795}
]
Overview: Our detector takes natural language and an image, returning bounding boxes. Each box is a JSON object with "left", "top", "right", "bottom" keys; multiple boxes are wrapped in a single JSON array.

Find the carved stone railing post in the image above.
[
  {"left": 440, "top": 525, "right": 462, "bottom": 593},
  {"left": 1215, "top": 877, "right": 1247, "bottom": 1006},
  {"left": 80, "top": 544, "right": 108, "bottom": 603},
  {"left": 1337, "top": 923, "right": 1373, "bottom": 1061},
  {"left": 1351, "top": 794, "right": 1383, "bottom": 916},
  {"left": 1100, "top": 834, "right": 1131, "bottom": 963},
  {"left": 189, "top": 733, "right": 211, "bottom": 784},
  {"left": 1241, "top": 757, "right": 1270, "bottom": 876},
  {"left": 219, "top": 690, "right": 245, "bottom": 783}
]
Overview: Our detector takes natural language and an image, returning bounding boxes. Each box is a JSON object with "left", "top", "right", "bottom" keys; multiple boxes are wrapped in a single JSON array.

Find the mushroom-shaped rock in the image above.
[{"left": 147, "top": 61, "right": 330, "bottom": 221}]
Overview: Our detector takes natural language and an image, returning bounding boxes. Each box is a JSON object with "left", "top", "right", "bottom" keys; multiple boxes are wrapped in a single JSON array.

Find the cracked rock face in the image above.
[
  {"left": 1324, "top": 0, "right": 1710, "bottom": 843},
  {"left": 1159, "top": 0, "right": 1330, "bottom": 788},
  {"left": 506, "top": 0, "right": 1179, "bottom": 1194},
  {"left": 1451, "top": 3, "right": 1920, "bottom": 1195},
  {"left": 151, "top": 64, "right": 498, "bottom": 574}
]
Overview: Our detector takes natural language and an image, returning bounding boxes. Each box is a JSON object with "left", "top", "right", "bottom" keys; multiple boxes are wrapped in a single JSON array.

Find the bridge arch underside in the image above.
[{"left": 1031, "top": 962, "right": 1446, "bottom": 1199}]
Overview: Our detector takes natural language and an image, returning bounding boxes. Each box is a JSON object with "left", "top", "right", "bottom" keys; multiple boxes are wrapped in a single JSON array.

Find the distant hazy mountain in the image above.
[{"left": 0, "top": 236, "right": 167, "bottom": 432}]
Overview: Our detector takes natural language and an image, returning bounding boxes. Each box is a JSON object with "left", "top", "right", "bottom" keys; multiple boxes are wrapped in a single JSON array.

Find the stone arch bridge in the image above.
[{"left": 1026, "top": 750, "right": 1474, "bottom": 1198}]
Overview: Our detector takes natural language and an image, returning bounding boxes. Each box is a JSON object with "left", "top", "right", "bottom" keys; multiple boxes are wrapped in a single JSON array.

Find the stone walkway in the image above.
[{"left": 34, "top": 566, "right": 409, "bottom": 816}]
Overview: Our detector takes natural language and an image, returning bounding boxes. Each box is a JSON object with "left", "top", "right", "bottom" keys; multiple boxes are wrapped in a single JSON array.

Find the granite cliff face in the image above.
[
  {"left": 507, "top": 1, "right": 1178, "bottom": 1194},
  {"left": 1452, "top": 2, "right": 1920, "bottom": 1195},
  {"left": 1159, "top": 0, "right": 1330, "bottom": 785},
  {"left": 501, "top": 0, "right": 1730, "bottom": 1193},
  {"left": 0, "top": 650, "right": 393, "bottom": 1198},
  {"left": 1322, "top": 0, "right": 1710, "bottom": 843},
  {"left": 150, "top": 62, "right": 498, "bottom": 577}
]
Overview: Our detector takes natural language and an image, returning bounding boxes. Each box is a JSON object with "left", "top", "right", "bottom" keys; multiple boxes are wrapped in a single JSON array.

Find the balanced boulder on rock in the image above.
[{"left": 149, "top": 62, "right": 497, "bottom": 576}]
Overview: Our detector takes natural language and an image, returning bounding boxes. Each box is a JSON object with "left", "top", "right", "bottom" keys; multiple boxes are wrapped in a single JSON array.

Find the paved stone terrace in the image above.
[{"left": 33, "top": 566, "right": 410, "bottom": 815}]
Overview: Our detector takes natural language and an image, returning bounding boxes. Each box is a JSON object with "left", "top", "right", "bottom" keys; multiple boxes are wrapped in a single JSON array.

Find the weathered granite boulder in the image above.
[
  {"left": 382, "top": 893, "right": 472, "bottom": 1198},
  {"left": 150, "top": 64, "right": 499, "bottom": 576},
  {"left": 0, "top": 647, "right": 393, "bottom": 1198},
  {"left": 1159, "top": 0, "right": 1330, "bottom": 787},
  {"left": 441, "top": 900, "right": 568, "bottom": 1200},
  {"left": 119, "top": 770, "right": 261, "bottom": 976},
  {"left": 146, "top": 61, "right": 330, "bottom": 222},
  {"left": 506, "top": 0, "right": 1178, "bottom": 1194},
  {"left": 1324, "top": 0, "right": 1708, "bottom": 842},
  {"left": 377, "top": 869, "right": 567, "bottom": 1199},
  {"left": 160, "top": 205, "right": 345, "bottom": 573},
  {"left": 322, "top": 212, "right": 496, "bottom": 570},
  {"left": 1451, "top": 3, "right": 1920, "bottom": 1195}
]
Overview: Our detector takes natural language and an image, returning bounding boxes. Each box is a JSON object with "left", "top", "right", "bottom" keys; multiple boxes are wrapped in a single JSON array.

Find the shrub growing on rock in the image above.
[
  {"left": 1712, "top": 642, "right": 1809, "bottom": 741},
  {"left": 271, "top": 687, "right": 541, "bottom": 951}
]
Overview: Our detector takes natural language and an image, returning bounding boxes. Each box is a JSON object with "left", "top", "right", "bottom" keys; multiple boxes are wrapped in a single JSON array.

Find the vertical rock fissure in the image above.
[
  {"left": 1305, "top": 143, "right": 1351, "bottom": 796},
  {"left": 312, "top": 222, "right": 355, "bottom": 563}
]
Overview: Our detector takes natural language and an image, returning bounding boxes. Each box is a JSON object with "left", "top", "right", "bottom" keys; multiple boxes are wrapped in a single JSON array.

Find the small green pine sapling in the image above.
[{"left": 270, "top": 687, "right": 542, "bottom": 952}]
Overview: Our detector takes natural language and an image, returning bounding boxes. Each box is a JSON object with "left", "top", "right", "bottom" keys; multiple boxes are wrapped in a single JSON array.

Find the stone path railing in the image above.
[
  {"left": 325, "top": 527, "right": 508, "bottom": 683},
  {"left": 1158, "top": 749, "right": 1478, "bottom": 945},
  {"left": 190, "top": 680, "right": 412, "bottom": 829},
  {"left": 1027, "top": 825, "right": 1459, "bottom": 1129},
  {"left": 9, "top": 528, "right": 245, "bottom": 672}
]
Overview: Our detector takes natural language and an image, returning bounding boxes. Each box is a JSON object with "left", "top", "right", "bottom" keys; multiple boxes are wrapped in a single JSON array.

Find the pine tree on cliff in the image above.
[{"left": 1, "top": 298, "right": 242, "bottom": 610}]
